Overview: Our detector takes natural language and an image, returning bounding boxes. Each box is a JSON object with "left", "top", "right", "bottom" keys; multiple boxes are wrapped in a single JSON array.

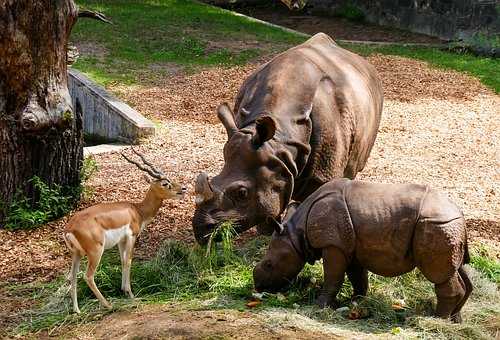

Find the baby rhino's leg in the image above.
[
  {"left": 415, "top": 216, "right": 468, "bottom": 322},
  {"left": 434, "top": 271, "right": 466, "bottom": 322},
  {"left": 450, "top": 267, "right": 473, "bottom": 323},
  {"left": 317, "top": 246, "right": 349, "bottom": 308}
]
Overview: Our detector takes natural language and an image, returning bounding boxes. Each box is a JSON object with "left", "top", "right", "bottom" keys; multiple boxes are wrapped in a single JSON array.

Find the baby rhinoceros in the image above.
[{"left": 254, "top": 179, "right": 472, "bottom": 323}]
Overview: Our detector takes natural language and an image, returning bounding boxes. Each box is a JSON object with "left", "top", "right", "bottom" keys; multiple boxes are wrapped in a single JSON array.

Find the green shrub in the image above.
[
  {"left": 334, "top": 2, "right": 365, "bottom": 22},
  {"left": 4, "top": 157, "right": 99, "bottom": 230},
  {"left": 4, "top": 176, "right": 73, "bottom": 230}
]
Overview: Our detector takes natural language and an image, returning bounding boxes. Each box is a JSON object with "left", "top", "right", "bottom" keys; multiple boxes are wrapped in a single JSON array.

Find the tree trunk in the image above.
[{"left": 0, "top": 0, "right": 83, "bottom": 224}]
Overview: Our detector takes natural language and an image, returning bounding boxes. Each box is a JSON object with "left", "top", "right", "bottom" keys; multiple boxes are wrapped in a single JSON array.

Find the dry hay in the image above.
[{"left": 0, "top": 53, "right": 498, "bottom": 284}]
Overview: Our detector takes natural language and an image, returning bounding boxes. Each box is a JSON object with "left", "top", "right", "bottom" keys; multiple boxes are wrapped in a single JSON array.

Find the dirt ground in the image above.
[
  {"left": 54, "top": 305, "right": 346, "bottom": 340},
  {"left": 237, "top": 6, "right": 443, "bottom": 44},
  {"left": 0, "top": 34, "right": 499, "bottom": 338}
]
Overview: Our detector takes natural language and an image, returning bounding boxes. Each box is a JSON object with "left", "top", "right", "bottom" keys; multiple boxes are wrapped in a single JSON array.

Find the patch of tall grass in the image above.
[{"left": 13, "top": 227, "right": 500, "bottom": 339}]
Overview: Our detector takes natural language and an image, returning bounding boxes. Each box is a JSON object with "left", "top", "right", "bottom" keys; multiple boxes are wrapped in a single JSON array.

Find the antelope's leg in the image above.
[
  {"left": 70, "top": 253, "right": 81, "bottom": 314},
  {"left": 316, "top": 246, "right": 349, "bottom": 308},
  {"left": 123, "top": 236, "right": 136, "bottom": 298},
  {"left": 118, "top": 240, "right": 127, "bottom": 292},
  {"left": 84, "top": 247, "right": 111, "bottom": 308}
]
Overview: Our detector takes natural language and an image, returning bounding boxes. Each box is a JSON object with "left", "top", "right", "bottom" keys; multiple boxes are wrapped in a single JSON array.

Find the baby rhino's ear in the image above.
[
  {"left": 283, "top": 201, "right": 300, "bottom": 221},
  {"left": 267, "top": 217, "right": 284, "bottom": 235}
]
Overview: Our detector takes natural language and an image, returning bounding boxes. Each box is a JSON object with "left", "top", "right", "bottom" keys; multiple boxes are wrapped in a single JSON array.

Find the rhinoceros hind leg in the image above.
[
  {"left": 449, "top": 266, "right": 473, "bottom": 323},
  {"left": 346, "top": 260, "right": 368, "bottom": 299},
  {"left": 316, "top": 246, "right": 349, "bottom": 308},
  {"left": 434, "top": 271, "right": 466, "bottom": 322}
]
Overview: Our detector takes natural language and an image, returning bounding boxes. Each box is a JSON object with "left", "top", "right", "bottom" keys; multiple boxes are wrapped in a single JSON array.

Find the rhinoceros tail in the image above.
[{"left": 463, "top": 235, "right": 470, "bottom": 265}]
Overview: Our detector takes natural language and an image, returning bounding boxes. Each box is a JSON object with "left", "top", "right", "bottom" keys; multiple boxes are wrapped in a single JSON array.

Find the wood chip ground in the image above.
[{"left": 0, "top": 53, "right": 498, "bottom": 284}]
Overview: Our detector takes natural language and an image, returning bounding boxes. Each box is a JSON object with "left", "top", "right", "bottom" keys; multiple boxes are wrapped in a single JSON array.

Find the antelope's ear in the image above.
[
  {"left": 143, "top": 174, "right": 152, "bottom": 183},
  {"left": 252, "top": 115, "right": 276, "bottom": 148}
]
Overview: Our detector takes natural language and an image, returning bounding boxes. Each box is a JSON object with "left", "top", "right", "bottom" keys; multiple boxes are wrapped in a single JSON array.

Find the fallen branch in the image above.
[{"left": 78, "top": 9, "right": 112, "bottom": 24}]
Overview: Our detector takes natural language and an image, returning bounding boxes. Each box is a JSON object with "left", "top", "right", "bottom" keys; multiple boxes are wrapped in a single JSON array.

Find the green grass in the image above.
[
  {"left": 12, "top": 229, "right": 500, "bottom": 339},
  {"left": 470, "top": 246, "right": 500, "bottom": 284},
  {"left": 72, "top": 0, "right": 304, "bottom": 85},
  {"left": 72, "top": 0, "right": 499, "bottom": 94}
]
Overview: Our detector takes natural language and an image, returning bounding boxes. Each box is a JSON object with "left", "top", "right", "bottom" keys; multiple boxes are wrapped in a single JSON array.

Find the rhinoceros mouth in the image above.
[
  {"left": 193, "top": 223, "right": 216, "bottom": 245},
  {"left": 193, "top": 221, "right": 251, "bottom": 245}
]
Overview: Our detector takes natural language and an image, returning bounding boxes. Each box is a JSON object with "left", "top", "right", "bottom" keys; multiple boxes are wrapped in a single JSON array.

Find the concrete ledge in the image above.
[
  {"left": 68, "top": 68, "right": 155, "bottom": 143},
  {"left": 83, "top": 143, "right": 128, "bottom": 156}
]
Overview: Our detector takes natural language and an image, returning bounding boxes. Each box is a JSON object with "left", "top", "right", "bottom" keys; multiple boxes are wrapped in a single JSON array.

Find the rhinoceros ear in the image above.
[
  {"left": 283, "top": 201, "right": 300, "bottom": 221},
  {"left": 217, "top": 103, "right": 238, "bottom": 139},
  {"left": 252, "top": 115, "right": 276, "bottom": 148}
]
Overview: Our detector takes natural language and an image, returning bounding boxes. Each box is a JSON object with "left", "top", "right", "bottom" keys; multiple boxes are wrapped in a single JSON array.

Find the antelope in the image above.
[{"left": 63, "top": 148, "right": 186, "bottom": 313}]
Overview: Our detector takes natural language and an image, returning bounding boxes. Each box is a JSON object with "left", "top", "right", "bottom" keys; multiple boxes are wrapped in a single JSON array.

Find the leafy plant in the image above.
[
  {"left": 4, "top": 176, "right": 73, "bottom": 230},
  {"left": 79, "top": 156, "right": 99, "bottom": 200}
]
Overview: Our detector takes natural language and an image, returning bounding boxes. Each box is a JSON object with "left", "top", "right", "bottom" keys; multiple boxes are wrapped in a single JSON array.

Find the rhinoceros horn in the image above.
[
  {"left": 195, "top": 172, "right": 214, "bottom": 205},
  {"left": 217, "top": 103, "right": 238, "bottom": 139}
]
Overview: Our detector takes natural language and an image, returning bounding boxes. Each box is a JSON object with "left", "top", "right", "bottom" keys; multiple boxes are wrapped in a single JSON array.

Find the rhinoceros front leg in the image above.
[
  {"left": 316, "top": 246, "right": 348, "bottom": 308},
  {"left": 346, "top": 260, "right": 368, "bottom": 300}
]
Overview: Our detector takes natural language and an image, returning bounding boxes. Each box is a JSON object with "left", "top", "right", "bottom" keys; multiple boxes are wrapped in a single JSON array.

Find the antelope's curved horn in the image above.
[
  {"left": 130, "top": 146, "right": 167, "bottom": 179},
  {"left": 121, "top": 150, "right": 164, "bottom": 180}
]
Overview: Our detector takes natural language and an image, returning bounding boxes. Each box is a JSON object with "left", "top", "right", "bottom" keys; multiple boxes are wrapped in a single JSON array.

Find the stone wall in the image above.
[
  {"left": 68, "top": 69, "right": 155, "bottom": 144},
  {"left": 307, "top": 0, "right": 499, "bottom": 40}
]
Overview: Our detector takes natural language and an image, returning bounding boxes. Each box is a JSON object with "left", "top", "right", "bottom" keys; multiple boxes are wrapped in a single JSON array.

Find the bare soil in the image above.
[
  {"left": 54, "top": 305, "right": 342, "bottom": 340},
  {"left": 237, "top": 6, "right": 443, "bottom": 44}
]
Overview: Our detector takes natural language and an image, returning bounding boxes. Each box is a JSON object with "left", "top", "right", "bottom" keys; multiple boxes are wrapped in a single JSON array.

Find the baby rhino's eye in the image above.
[
  {"left": 264, "top": 260, "right": 273, "bottom": 270},
  {"left": 237, "top": 187, "right": 248, "bottom": 200}
]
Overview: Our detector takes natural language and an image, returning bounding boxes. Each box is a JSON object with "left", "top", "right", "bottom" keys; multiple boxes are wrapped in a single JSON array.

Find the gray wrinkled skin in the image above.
[
  {"left": 193, "top": 33, "right": 383, "bottom": 244},
  {"left": 254, "top": 179, "right": 472, "bottom": 323}
]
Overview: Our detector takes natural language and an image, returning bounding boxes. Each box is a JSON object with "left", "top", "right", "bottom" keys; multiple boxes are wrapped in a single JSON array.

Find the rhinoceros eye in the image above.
[
  {"left": 264, "top": 260, "right": 273, "bottom": 271},
  {"left": 237, "top": 187, "right": 248, "bottom": 200}
]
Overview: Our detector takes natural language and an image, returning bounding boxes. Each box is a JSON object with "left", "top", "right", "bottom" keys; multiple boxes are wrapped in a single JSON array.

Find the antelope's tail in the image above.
[{"left": 64, "top": 232, "right": 86, "bottom": 256}]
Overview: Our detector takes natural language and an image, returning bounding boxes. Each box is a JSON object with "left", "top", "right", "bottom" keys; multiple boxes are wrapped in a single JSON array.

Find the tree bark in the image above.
[{"left": 0, "top": 0, "right": 83, "bottom": 224}]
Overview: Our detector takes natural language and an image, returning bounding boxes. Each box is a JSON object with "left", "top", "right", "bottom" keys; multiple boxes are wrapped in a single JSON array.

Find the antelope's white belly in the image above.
[{"left": 104, "top": 224, "right": 131, "bottom": 249}]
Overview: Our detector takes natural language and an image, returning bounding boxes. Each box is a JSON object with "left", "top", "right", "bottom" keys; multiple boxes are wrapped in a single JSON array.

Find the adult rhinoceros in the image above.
[{"left": 193, "top": 33, "right": 383, "bottom": 244}]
